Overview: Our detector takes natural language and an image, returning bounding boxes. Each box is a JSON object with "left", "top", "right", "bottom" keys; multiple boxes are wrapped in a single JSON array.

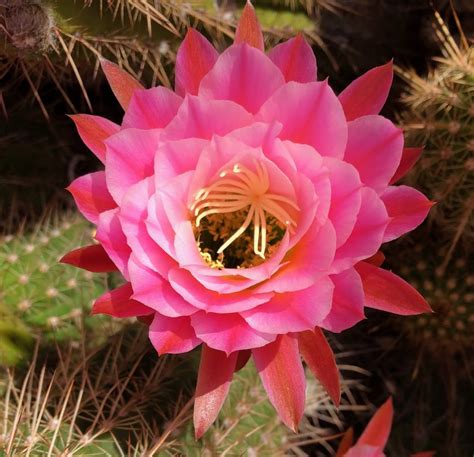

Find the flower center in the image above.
[{"left": 191, "top": 161, "right": 299, "bottom": 269}]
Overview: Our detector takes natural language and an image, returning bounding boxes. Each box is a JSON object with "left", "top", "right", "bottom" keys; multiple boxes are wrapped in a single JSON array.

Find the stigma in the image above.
[{"left": 191, "top": 160, "right": 299, "bottom": 260}]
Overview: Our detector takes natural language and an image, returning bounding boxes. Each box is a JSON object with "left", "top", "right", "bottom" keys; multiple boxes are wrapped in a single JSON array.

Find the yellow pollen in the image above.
[{"left": 191, "top": 161, "right": 299, "bottom": 260}]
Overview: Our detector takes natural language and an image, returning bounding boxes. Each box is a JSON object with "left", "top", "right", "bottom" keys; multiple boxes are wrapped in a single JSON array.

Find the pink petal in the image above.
[
  {"left": 365, "top": 251, "right": 385, "bottom": 267},
  {"left": 191, "top": 312, "right": 276, "bottom": 355},
  {"left": 234, "top": 1, "right": 264, "bottom": 50},
  {"left": 69, "top": 114, "right": 119, "bottom": 163},
  {"left": 149, "top": 313, "right": 200, "bottom": 355},
  {"left": 128, "top": 255, "right": 197, "bottom": 317},
  {"left": 345, "top": 445, "right": 385, "bottom": 457},
  {"left": 331, "top": 187, "right": 389, "bottom": 274},
  {"left": 194, "top": 346, "right": 237, "bottom": 438},
  {"left": 339, "top": 61, "right": 393, "bottom": 121},
  {"left": 381, "top": 185, "right": 433, "bottom": 242},
  {"left": 168, "top": 268, "right": 274, "bottom": 313},
  {"left": 119, "top": 178, "right": 174, "bottom": 277},
  {"left": 298, "top": 327, "right": 340, "bottom": 406},
  {"left": 105, "top": 128, "right": 161, "bottom": 203},
  {"left": 165, "top": 95, "right": 253, "bottom": 139},
  {"left": 344, "top": 115, "right": 403, "bottom": 193},
  {"left": 100, "top": 58, "right": 144, "bottom": 110},
  {"left": 357, "top": 397, "right": 393, "bottom": 448},
  {"left": 390, "top": 147, "right": 423, "bottom": 184},
  {"left": 67, "top": 172, "right": 115, "bottom": 224},
  {"left": 175, "top": 28, "right": 219, "bottom": 96},
  {"left": 258, "top": 81, "right": 347, "bottom": 159},
  {"left": 199, "top": 44, "right": 285, "bottom": 114},
  {"left": 60, "top": 244, "right": 118, "bottom": 273},
  {"left": 92, "top": 282, "right": 153, "bottom": 317},
  {"left": 253, "top": 335, "right": 305, "bottom": 431},
  {"left": 243, "top": 276, "right": 334, "bottom": 333},
  {"left": 268, "top": 34, "right": 317, "bottom": 83},
  {"left": 95, "top": 208, "right": 131, "bottom": 279},
  {"left": 324, "top": 157, "right": 362, "bottom": 247},
  {"left": 320, "top": 267, "right": 365, "bottom": 333},
  {"left": 122, "top": 87, "right": 182, "bottom": 129},
  {"left": 356, "top": 261, "right": 432, "bottom": 315},
  {"left": 335, "top": 428, "right": 354, "bottom": 457}
]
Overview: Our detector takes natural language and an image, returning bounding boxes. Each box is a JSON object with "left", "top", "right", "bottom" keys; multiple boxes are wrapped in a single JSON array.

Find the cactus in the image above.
[
  {"left": 0, "top": 213, "right": 116, "bottom": 365},
  {"left": 398, "top": 17, "right": 474, "bottom": 261}
]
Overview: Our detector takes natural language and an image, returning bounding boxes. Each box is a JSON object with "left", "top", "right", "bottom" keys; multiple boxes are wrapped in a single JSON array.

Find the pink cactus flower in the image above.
[
  {"left": 337, "top": 398, "right": 435, "bottom": 457},
  {"left": 62, "top": 2, "right": 432, "bottom": 437}
]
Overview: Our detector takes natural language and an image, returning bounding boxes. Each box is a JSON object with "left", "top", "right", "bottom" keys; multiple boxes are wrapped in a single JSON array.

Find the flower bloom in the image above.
[{"left": 62, "top": 3, "right": 432, "bottom": 437}]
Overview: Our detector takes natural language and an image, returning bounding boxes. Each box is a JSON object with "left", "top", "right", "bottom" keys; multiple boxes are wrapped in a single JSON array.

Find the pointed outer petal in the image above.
[
  {"left": 345, "top": 445, "right": 385, "bottom": 457},
  {"left": 227, "top": 121, "right": 283, "bottom": 148},
  {"left": 165, "top": 95, "right": 253, "bottom": 140},
  {"left": 194, "top": 346, "right": 238, "bottom": 439},
  {"left": 268, "top": 35, "right": 317, "bottom": 83},
  {"left": 243, "top": 276, "right": 334, "bottom": 334},
  {"left": 344, "top": 116, "right": 403, "bottom": 193},
  {"left": 338, "top": 61, "right": 393, "bottom": 121},
  {"left": 60, "top": 244, "right": 118, "bottom": 273},
  {"left": 366, "top": 251, "right": 385, "bottom": 267},
  {"left": 69, "top": 114, "right": 119, "bottom": 163},
  {"left": 95, "top": 208, "right": 131, "bottom": 279},
  {"left": 331, "top": 187, "right": 389, "bottom": 274},
  {"left": 154, "top": 138, "right": 208, "bottom": 185},
  {"left": 92, "top": 283, "right": 153, "bottom": 317},
  {"left": 234, "top": 1, "right": 264, "bottom": 50},
  {"left": 128, "top": 255, "right": 197, "bottom": 317},
  {"left": 253, "top": 334, "right": 305, "bottom": 431},
  {"left": 258, "top": 81, "right": 348, "bottom": 159},
  {"left": 298, "top": 327, "right": 340, "bottom": 406},
  {"left": 357, "top": 397, "right": 393, "bottom": 448},
  {"left": 381, "top": 186, "right": 433, "bottom": 242},
  {"left": 191, "top": 312, "right": 276, "bottom": 354},
  {"left": 100, "top": 58, "right": 144, "bottom": 110},
  {"left": 390, "top": 147, "right": 423, "bottom": 184},
  {"left": 175, "top": 28, "right": 219, "bottom": 96},
  {"left": 256, "top": 221, "right": 336, "bottom": 294},
  {"left": 335, "top": 428, "right": 354, "bottom": 457},
  {"left": 122, "top": 87, "right": 182, "bottom": 129},
  {"left": 168, "top": 267, "right": 274, "bottom": 313},
  {"left": 356, "top": 261, "right": 432, "bottom": 315},
  {"left": 235, "top": 350, "right": 252, "bottom": 372},
  {"left": 119, "top": 178, "right": 174, "bottom": 277},
  {"left": 149, "top": 313, "right": 200, "bottom": 355},
  {"left": 199, "top": 44, "right": 285, "bottom": 114},
  {"left": 320, "top": 268, "right": 365, "bottom": 333},
  {"left": 67, "top": 172, "right": 116, "bottom": 224},
  {"left": 324, "top": 157, "right": 362, "bottom": 247},
  {"left": 105, "top": 128, "right": 161, "bottom": 204}
]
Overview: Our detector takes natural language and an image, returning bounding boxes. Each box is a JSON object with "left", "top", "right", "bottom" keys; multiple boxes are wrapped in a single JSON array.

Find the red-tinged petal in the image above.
[
  {"left": 382, "top": 185, "right": 433, "bottom": 242},
  {"left": 366, "top": 251, "right": 385, "bottom": 267},
  {"left": 390, "top": 147, "right": 423, "bottom": 184},
  {"left": 60, "top": 244, "right": 118, "bottom": 273},
  {"left": 357, "top": 397, "right": 393, "bottom": 448},
  {"left": 411, "top": 452, "right": 436, "bottom": 457},
  {"left": 92, "top": 283, "right": 153, "bottom": 317},
  {"left": 175, "top": 28, "right": 219, "bottom": 96},
  {"left": 356, "top": 262, "right": 432, "bottom": 315},
  {"left": 335, "top": 428, "right": 354, "bottom": 457},
  {"left": 149, "top": 314, "right": 200, "bottom": 355},
  {"left": 235, "top": 1, "right": 264, "bottom": 51},
  {"left": 339, "top": 61, "right": 393, "bottom": 121},
  {"left": 67, "top": 172, "right": 116, "bottom": 224},
  {"left": 235, "top": 350, "right": 252, "bottom": 372},
  {"left": 298, "top": 327, "right": 340, "bottom": 406},
  {"left": 268, "top": 34, "right": 317, "bottom": 83},
  {"left": 253, "top": 335, "right": 305, "bottom": 431},
  {"left": 194, "top": 346, "right": 237, "bottom": 438},
  {"left": 69, "top": 114, "right": 119, "bottom": 163},
  {"left": 100, "top": 58, "right": 144, "bottom": 110}
]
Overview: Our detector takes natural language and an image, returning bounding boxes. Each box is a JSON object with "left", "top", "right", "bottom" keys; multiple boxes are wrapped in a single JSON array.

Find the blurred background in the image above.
[{"left": 0, "top": 0, "right": 472, "bottom": 455}]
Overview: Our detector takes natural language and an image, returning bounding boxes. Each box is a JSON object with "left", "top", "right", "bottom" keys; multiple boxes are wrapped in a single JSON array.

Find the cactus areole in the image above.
[{"left": 62, "top": 2, "right": 433, "bottom": 438}]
